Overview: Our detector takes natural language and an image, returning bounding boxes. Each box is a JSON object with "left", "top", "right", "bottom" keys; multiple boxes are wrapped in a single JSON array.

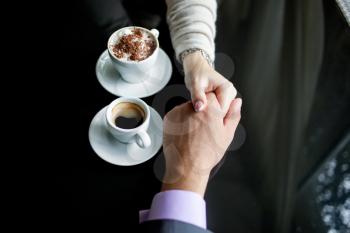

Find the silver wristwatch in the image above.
[{"left": 180, "top": 48, "right": 214, "bottom": 68}]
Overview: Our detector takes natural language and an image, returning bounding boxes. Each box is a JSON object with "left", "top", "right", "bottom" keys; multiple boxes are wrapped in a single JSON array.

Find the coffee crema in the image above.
[
  {"left": 112, "top": 102, "right": 145, "bottom": 129},
  {"left": 112, "top": 28, "right": 156, "bottom": 62}
]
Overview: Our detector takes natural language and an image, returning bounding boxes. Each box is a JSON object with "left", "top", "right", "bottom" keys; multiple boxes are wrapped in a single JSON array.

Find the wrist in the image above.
[
  {"left": 161, "top": 171, "right": 209, "bottom": 197},
  {"left": 183, "top": 52, "right": 212, "bottom": 84},
  {"left": 183, "top": 51, "right": 208, "bottom": 73},
  {"left": 182, "top": 48, "right": 213, "bottom": 73}
]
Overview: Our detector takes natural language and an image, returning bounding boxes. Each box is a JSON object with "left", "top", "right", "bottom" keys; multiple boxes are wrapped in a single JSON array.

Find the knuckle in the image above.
[
  {"left": 226, "top": 82, "right": 236, "bottom": 97},
  {"left": 227, "top": 81, "right": 234, "bottom": 90}
]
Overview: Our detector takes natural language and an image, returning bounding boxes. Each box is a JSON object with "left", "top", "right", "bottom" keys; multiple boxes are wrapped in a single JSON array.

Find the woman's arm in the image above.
[
  {"left": 166, "top": 0, "right": 237, "bottom": 113},
  {"left": 166, "top": 0, "right": 217, "bottom": 62}
]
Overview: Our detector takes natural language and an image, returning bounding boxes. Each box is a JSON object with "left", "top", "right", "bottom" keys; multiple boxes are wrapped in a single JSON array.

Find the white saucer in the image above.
[
  {"left": 88, "top": 106, "right": 163, "bottom": 166},
  {"left": 96, "top": 48, "right": 172, "bottom": 98}
]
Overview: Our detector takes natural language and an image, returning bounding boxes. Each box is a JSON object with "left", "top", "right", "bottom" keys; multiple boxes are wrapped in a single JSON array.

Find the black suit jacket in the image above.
[{"left": 139, "top": 220, "right": 213, "bottom": 233}]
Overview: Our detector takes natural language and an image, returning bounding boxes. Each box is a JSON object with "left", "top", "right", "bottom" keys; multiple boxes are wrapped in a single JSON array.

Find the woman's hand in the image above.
[{"left": 183, "top": 51, "right": 237, "bottom": 114}]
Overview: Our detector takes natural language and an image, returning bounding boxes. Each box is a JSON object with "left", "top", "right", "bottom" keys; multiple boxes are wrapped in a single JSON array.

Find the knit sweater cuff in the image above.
[{"left": 166, "top": 0, "right": 217, "bottom": 62}]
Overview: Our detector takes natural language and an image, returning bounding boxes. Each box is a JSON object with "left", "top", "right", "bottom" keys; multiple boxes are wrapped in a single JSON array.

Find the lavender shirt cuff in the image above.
[{"left": 139, "top": 190, "right": 207, "bottom": 229}]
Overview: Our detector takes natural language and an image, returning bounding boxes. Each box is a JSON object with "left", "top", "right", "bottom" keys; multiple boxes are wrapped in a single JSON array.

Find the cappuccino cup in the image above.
[{"left": 107, "top": 26, "right": 159, "bottom": 83}]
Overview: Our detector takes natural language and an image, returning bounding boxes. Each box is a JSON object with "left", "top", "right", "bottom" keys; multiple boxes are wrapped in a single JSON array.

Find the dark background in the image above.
[
  {"left": 38, "top": 0, "right": 350, "bottom": 232},
  {"left": 49, "top": 0, "right": 189, "bottom": 231}
]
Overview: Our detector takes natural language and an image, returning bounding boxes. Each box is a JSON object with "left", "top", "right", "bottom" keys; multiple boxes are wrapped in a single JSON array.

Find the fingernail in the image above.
[{"left": 194, "top": 101, "right": 204, "bottom": 112}]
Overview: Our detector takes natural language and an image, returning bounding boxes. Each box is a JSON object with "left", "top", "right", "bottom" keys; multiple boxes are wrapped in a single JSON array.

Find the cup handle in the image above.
[
  {"left": 150, "top": 29, "right": 159, "bottom": 39},
  {"left": 136, "top": 130, "right": 151, "bottom": 148}
]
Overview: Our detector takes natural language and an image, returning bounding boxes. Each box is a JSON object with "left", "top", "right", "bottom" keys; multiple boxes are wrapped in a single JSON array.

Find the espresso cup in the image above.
[
  {"left": 105, "top": 97, "right": 151, "bottom": 148},
  {"left": 107, "top": 26, "right": 159, "bottom": 83}
]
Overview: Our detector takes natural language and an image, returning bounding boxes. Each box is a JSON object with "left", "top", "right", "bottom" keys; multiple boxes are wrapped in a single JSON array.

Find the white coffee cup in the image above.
[
  {"left": 105, "top": 97, "right": 151, "bottom": 148},
  {"left": 107, "top": 26, "right": 160, "bottom": 83}
]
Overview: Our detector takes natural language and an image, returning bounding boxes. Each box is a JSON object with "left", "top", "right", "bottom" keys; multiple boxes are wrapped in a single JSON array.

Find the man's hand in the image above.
[
  {"left": 162, "top": 93, "right": 242, "bottom": 196},
  {"left": 183, "top": 51, "right": 237, "bottom": 114}
]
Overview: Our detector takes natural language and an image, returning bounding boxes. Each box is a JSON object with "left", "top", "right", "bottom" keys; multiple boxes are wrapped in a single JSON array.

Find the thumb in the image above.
[
  {"left": 224, "top": 98, "right": 242, "bottom": 128},
  {"left": 215, "top": 82, "right": 237, "bottom": 115},
  {"left": 190, "top": 82, "right": 207, "bottom": 112}
]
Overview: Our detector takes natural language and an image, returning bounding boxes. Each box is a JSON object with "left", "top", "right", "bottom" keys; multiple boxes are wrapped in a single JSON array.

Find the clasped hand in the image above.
[{"left": 162, "top": 52, "right": 242, "bottom": 196}]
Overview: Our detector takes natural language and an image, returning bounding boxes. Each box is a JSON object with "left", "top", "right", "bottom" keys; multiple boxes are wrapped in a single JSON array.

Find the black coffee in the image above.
[
  {"left": 112, "top": 102, "right": 145, "bottom": 129},
  {"left": 114, "top": 116, "right": 143, "bottom": 129}
]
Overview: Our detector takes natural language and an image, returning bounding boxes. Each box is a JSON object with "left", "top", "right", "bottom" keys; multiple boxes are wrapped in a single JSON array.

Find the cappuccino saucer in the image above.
[
  {"left": 96, "top": 48, "right": 172, "bottom": 98},
  {"left": 88, "top": 106, "right": 163, "bottom": 166}
]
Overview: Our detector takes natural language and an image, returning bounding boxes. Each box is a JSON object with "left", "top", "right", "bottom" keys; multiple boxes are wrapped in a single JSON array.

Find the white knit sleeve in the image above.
[{"left": 166, "top": 0, "right": 217, "bottom": 62}]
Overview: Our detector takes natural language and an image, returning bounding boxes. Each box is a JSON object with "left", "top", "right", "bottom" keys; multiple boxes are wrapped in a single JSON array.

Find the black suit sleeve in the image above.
[{"left": 139, "top": 220, "right": 213, "bottom": 233}]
